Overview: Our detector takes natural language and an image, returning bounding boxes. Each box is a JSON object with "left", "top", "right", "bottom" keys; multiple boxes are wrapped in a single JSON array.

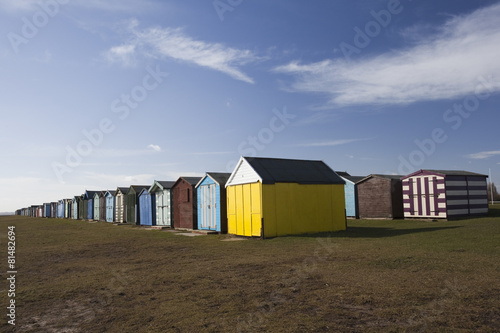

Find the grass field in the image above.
[{"left": 1, "top": 206, "right": 499, "bottom": 332}]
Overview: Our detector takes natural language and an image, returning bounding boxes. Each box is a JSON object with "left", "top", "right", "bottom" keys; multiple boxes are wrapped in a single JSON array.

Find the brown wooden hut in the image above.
[
  {"left": 356, "top": 174, "right": 404, "bottom": 219},
  {"left": 172, "top": 176, "right": 202, "bottom": 230}
]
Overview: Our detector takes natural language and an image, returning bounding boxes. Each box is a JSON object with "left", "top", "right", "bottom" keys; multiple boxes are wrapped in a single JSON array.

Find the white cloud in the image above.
[
  {"left": 466, "top": 150, "right": 500, "bottom": 159},
  {"left": 105, "top": 44, "right": 136, "bottom": 67},
  {"left": 295, "top": 138, "right": 371, "bottom": 147},
  {"left": 274, "top": 3, "right": 500, "bottom": 106},
  {"left": 105, "top": 21, "right": 259, "bottom": 83},
  {"left": 148, "top": 144, "right": 162, "bottom": 152}
]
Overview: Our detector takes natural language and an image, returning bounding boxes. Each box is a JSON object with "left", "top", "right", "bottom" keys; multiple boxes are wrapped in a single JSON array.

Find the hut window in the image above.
[{"left": 186, "top": 188, "right": 190, "bottom": 202}]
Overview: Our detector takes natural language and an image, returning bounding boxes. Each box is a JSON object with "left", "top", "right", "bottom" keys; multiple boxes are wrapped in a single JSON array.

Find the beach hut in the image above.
[
  {"left": 149, "top": 181, "right": 175, "bottom": 227},
  {"left": 50, "top": 203, "right": 56, "bottom": 218},
  {"left": 401, "top": 170, "right": 489, "bottom": 219},
  {"left": 226, "top": 157, "right": 346, "bottom": 238},
  {"left": 72, "top": 197, "right": 79, "bottom": 220},
  {"left": 84, "top": 191, "right": 98, "bottom": 220},
  {"left": 57, "top": 200, "right": 65, "bottom": 218},
  {"left": 138, "top": 188, "right": 155, "bottom": 226},
  {"left": 172, "top": 177, "right": 202, "bottom": 230},
  {"left": 336, "top": 172, "right": 365, "bottom": 219},
  {"left": 115, "top": 187, "right": 128, "bottom": 223},
  {"left": 196, "top": 172, "right": 231, "bottom": 233},
  {"left": 105, "top": 190, "right": 116, "bottom": 222},
  {"left": 37, "top": 205, "right": 44, "bottom": 217},
  {"left": 125, "top": 185, "right": 150, "bottom": 225},
  {"left": 99, "top": 191, "right": 106, "bottom": 222},
  {"left": 79, "top": 195, "right": 86, "bottom": 220},
  {"left": 43, "top": 203, "right": 51, "bottom": 218},
  {"left": 64, "top": 199, "right": 72, "bottom": 218},
  {"left": 356, "top": 174, "right": 404, "bottom": 219},
  {"left": 93, "top": 192, "right": 102, "bottom": 221}
]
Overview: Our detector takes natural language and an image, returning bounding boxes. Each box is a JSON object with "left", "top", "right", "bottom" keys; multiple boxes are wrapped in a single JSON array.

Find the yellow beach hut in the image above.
[{"left": 226, "top": 157, "right": 346, "bottom": 238}]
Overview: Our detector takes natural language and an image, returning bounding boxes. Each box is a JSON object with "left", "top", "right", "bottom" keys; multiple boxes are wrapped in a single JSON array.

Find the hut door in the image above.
[{"left": 200, "top": 184, "right": 217, "bottom": 230}]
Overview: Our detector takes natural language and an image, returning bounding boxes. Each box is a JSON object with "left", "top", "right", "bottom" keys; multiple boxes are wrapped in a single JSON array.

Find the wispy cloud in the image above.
[
  {"left": 466, "top": 150, "right": 500, "bottom": 159},
  {"left": 147, "top": 144, "right": 162, "bottom": 152},
  {"left": 294, "top": 138, "right": 371, "bottom": 147},
  {"left": 104, "top": 20, "right": 259, "bottom": 83},
  {"left": 274, "top": 2, "right": 500, "bottom": 106}
]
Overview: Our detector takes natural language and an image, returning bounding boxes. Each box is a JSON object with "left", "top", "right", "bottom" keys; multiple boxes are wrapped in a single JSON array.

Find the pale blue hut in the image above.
[
  {"left": 72, "top": 196, "right": 80, "bottom": 220},
  {"left": 337, "top": 172, "right": 364, "bottom": 219},
  {"left": 84, "top": 190, "right": 98, "bottom": 220},
  {"left": 105, "top": 190, "right": 116, "bottom": 222},
  {"left": 195, "top": 172, "right": 231, "bottom": 233},
  {"left": 149, "top": 181, "right": 175, "bottom": 227}
]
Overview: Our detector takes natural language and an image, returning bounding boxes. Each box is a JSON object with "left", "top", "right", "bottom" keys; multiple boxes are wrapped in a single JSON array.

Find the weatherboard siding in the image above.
[{"left": 402, "top": 171, "right": 488, "bottom": 219}]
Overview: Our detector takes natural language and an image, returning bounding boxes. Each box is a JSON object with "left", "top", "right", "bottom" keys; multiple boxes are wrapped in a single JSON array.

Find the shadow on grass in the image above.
[{"left": 284, "top": 225, "right": 463, "bottom": 239}]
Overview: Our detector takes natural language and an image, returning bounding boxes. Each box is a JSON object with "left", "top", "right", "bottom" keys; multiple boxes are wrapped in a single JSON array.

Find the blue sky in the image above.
[{"left": 1, "top": 0, "right": 499, "bottom": 212}]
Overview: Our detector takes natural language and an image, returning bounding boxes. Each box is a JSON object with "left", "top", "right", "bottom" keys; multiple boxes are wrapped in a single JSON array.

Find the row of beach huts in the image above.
[{"left": 16, "top": 157, "right": 490, "bottom": 237}]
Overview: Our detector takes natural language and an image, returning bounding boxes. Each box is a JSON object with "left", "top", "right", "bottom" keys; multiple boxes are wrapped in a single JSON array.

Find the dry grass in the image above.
[{"left": 0, "top": 206, "right": 499, "bottom": 332}]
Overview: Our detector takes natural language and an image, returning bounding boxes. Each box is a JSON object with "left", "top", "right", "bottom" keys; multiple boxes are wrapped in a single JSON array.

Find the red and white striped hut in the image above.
[{"left": 401, "top": 170, "right": 488, "bottom": 219}]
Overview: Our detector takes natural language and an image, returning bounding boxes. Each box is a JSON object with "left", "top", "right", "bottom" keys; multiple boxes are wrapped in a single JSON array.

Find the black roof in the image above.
[
  {"left": 157, "top": 181, "right": 176, "bottom": 189},
  {"left": 106, "top": 190, "right": 116, "bottom": 196},
  {"left": 424, "top": 170, "right": 488, "bottom": 177},
  {"left": 342, "top": 175, "right": 365, "bottom": 183},
  {"left": 179, "top": 177, "right": 203, "bottom": 186},
  {"left": 128, "top": 185, "right": 150, "bottom": 194},
  {"left": 335, "top": 171, "right": 351, "bottom": 178},
  {"left": 117, "top": 187, "right": 129, "bottom": 194},
  {"left": 244, "top": 157, "right": 345, "bottom": 185},
  {"left": 84, "top": 190, "right": 99, "bottom": 199},
  {"left": 357, "top": 174, "right": 404, "bottom": 184},
  {"left": 206, "top": 172, "right": 232, "bottom": 186}
]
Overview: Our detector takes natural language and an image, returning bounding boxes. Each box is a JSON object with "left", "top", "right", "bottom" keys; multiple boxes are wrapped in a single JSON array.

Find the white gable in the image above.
[{"left": 226, "top": 157, "right": 262, "bottom": 187}]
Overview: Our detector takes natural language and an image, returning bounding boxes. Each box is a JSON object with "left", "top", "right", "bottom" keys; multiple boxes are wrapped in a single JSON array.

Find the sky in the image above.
[{"left": 1, "top": 0, "right": 499, "bottom": 212}]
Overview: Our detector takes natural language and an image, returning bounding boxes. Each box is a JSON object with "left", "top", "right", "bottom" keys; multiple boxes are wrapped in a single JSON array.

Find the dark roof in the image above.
[
  {"left": 206, "top": 172, "right": 231, "bottom": 186},
  {"left": 106, "top": 190, "right": 116, "bottom": 196},
  {"left": 157, "top": 181, "right": 176, "bottom": 189},
  {"left": 356, "top": 174, "right": 404, "bottom": 184},
  {"left": 117, "top": 187, "right": 129, "bottom": 194},
  {"left": 423, "top": 170, "right": 488, "bottom": 177},
  {"left": 335, "top": 171, "right": 351, "bottom": 178},
  {"left": 84, "top": 190, "right": 99, "bottom": 199},
  {"left": 128, "top": 185, "right": 150, "bottom": 194},
  {"left": 244, "top": 157, "right": 345, "bottom": 185},
  {"left": 180, "top": 177, "right": 203, "bottom": 186},
  {"left": 342, "top": 175, "right": 365, "bottom": 183}
]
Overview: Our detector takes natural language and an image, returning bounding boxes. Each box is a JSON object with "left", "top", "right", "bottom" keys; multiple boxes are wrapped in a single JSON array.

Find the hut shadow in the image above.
[{"left": 287, "top": 225, "right": 462, "bottom": 239}]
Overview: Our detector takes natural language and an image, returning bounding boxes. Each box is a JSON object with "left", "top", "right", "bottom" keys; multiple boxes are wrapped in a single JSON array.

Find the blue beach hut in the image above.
[
  {"left": 337, "top": 172, "right": 364, "bottom": 219},
  {"left": 138, "top": 188, "right": 155, "bottom": 226},
  {"left": 195, "top": 172, "right": 231, "bottom": 233},
  {"left": 105, "top": 190, "right": 116, "bottom": 222},
  {"left": 84, "top": 190, "right": 98, "bottom": 220}
]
